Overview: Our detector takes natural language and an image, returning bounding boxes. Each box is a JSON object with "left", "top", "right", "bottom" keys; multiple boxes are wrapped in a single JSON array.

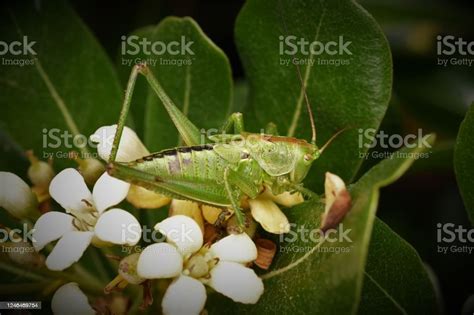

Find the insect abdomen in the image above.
[{"left": 129, "top": 144, "right": 230, "bottom": 183}]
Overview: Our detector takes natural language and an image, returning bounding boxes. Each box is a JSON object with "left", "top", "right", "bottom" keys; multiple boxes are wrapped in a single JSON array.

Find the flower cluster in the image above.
[{"left": 0, "top": 124, "right": 351, "bottom": 315}]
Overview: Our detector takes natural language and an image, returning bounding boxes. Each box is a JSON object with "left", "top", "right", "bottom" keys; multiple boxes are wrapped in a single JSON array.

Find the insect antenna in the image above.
[
  {"left": 295, "top": 60, "right": 317, "bottom": 145},
  {"left": 277, "top": 0, "right": 317, "bottom": 145},
  {"left": 318, "top": 127, "right": 350, "bottom": 154}
]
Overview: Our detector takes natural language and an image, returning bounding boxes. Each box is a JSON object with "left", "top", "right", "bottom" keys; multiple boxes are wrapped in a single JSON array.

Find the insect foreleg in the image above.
[
  {"left": 109, "top": 65, "right": 141, "bottom": 163},
  {"left": 220, "top": 112, "right": 245, "bottom": 134}
]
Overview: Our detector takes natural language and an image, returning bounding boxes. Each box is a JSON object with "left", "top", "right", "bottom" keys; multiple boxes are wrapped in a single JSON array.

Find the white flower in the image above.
[
  {"left": 90, "top": 125, "right": 149, "bottom": 162},
  {"left": 51, "top": 282, "right": 95, "bottom": 315},
  {"left": 137, "top": 215, "right": 264, "bottom": 315},
  {"left": 249, "top": 189, "right": 303, "bottom": 234},
  {"left": 33, "top": 168, "right": 141, "bottom": 271},
  {"left": 0, "top": 172, "right": 38, "bottom": 220},
  {"left": 90, "top": 125, "right": 172, "bottom": 209}
]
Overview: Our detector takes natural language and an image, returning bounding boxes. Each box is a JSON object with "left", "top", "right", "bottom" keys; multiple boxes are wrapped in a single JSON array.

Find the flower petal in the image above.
[
  {"left": 49, "top": 169, "right": 93, "bottom": 215},
  {"left": 127, "top": 185, "right": 171, "bottom": 209},
  {"left": 90, "top": 125, "right": 149, "bottom": 162},
  {"left": 45, "top": 231, "right": 93, "bottom": 271},
  {"left": 137, "top": 243, "right": 183, "bottom": 279},
  {"left": 94, "top": 208, "right": 141, "bottom": 245},
  {"left": 32, "top": 212, "right": 75, "bottom": 251},
  {"left": 162, "top": 275, "right": 206, "bottom": 315},
  {"left": 92, "top": 172, "right": 130, "bottom": 213},
  {"left": 249, "top": 197, "right": 290, "bottom": 234},
  {"left": 266, "top": 190, "right": 304, "bottom": 207},
  {"left": 155, "top": 215, "right": 203, "bottom": 257},
  {"left": 0, "top": 172, "right": 38, "bottom": 219},
  {"left": 210, "top": 233, "right": 257, "bottom": 263},
  {"left": 51, "top": 282, "right": 95, "bottom": 315},
  {"left": 209, "top": 261, "right": 264, "bottom": 304}
]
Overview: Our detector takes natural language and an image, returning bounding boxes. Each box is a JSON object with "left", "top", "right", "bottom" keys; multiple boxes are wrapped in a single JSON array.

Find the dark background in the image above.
[{"left": 70, "top": 0, "right": 474, "bottom": 314}]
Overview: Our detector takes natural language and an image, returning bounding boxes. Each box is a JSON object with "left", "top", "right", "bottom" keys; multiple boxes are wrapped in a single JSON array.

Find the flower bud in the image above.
[
  {"left": 321, "top": 172, "right": 351, "bottom": 232},
  {"left": 0, "top": 172, "right": 38, "bottom": 220},
  {"left": 70, "top": 152, "right": 105, "bottom": 185},
  {"left": 26, "top": 150, "right": 55, "bottom": 189},
  {"left": 126, "top": 185, "right": 171, "bottom": 209}
]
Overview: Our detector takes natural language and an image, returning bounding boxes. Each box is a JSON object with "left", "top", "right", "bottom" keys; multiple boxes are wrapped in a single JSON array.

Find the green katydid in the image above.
[{"left": 106, "top": 63, "right": 345, "bottom": 229}]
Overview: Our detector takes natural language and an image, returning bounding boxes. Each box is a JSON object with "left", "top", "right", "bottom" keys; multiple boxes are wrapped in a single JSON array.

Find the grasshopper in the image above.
[{"left": 106, "top": 63, "right": 343, "bottom": 229}]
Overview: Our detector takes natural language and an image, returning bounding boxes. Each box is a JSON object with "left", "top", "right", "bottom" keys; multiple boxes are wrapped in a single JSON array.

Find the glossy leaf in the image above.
[
  {"left": 358, "top": 219, "right": 440, "bottom": 314},
  {"left": 235, "top": 0, "right": 392, "bottom": 191},
  {"left": 0, "top": 0, "right": 123, "bottom": 169}
]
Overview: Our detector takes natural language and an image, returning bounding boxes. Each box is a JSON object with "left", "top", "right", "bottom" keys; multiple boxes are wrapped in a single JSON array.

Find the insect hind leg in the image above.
[
  {"left": 109, "top": 63, "right": 203, "bottom": 164},
  {"left": 138, "top": 64, "right": 202, "bottom": 146}
]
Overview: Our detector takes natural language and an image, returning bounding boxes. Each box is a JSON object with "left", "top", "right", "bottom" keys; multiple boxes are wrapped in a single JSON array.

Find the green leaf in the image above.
[
  {"left": 235, "top": 0, "right": 392, "bottom": 191},
  {"left": 358, "top": 219, "right": 440, "bottom": 314},
  {"left": 454, "top": 103, "right": 474, "bottom": 225},
  {"left": 0, "top": 0, "right": 122, "bottom": 169},
  {"left": 118, "top": 17, "right": 233, "bottom": 151},
  {"left": 207, "top": 134, "right": 436, "bottom": 314}
]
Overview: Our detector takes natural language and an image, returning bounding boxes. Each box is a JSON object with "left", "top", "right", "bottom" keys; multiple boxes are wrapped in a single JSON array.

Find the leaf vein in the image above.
[{"left": 364, "top": 271, "right": 408, "bottom": 315}]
